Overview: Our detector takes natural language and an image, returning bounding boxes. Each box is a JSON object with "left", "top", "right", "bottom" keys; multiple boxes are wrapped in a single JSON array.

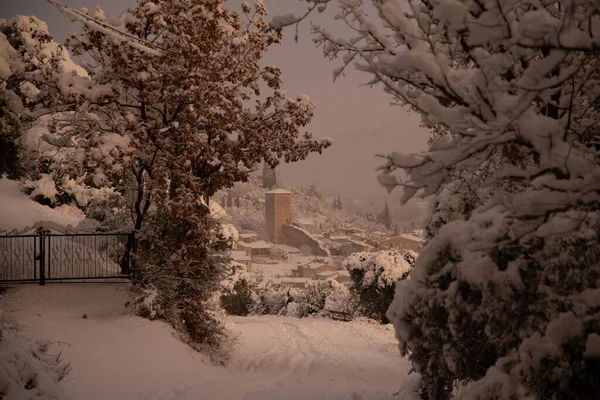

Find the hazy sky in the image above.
[{"left": 1, "top": 0, "right": 430, "bottom": 199}]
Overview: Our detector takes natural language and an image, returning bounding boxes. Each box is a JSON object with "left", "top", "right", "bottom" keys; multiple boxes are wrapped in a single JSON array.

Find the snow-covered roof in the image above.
[
  {"left": 304, "top": 262, "right": 334, "bottom": 270},
  {"left": 273, "top": 243, "right": 301, "bottom": 253},
  {"left": 344, "top": 226, "right": 365, "bottom": 232},
  {"left": 239, "top": 233, "right": 259, "bottom": 238},
  {"left": 399, "top": 234, "right": 425, "bottom": 242},
  {"left": 238, "top": 240, "right": 272, "bottom": 249},
  {"left": 345, "top": 239, "right": 373, "bottom": 248},
  {"left": 317, "top": 270, "right": 338, "bottom": 277},
  {"left": 371, "top": 231, "right": 387, "bottom": 236},
  {"left": 265, "top": 188, "right": 291, "bottom": 194},
  {"left": 272, "top": 277, "right": 311, "bottom": 285}
]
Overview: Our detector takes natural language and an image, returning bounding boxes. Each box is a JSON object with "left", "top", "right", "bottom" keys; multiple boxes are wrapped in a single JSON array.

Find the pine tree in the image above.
[
  {"left": 333, "top": 194, "right": 343, "bottom": 210},
  {"left": 378, "top": 203, "right": 392, "bottom": 229}
]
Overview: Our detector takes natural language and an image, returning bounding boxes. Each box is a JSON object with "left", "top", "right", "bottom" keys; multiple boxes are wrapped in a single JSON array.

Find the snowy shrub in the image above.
[
  {"left": 134, "top": 196, "right": 234, "bottom": 362},
  {"left": 286, "top": 280, "right": 338, "bottom": 318},
  {"left": 0, "top": 298, "right": 70, "bottom": 399},
  {"left": 323, "top": 279, "right": 357, "bottom": 315},
  {"left": 343, "top": 250, "right": 414, "bottom": 323},
  {"left": 253, "top": 283, "right": 293, "bottom": 316},
  {"left": 220, "top": 262, "right": 261, "bottom": 316},
  {"left": 129, "top": 285, "right": 161, "bottom": 320},
  {"left": 389, "top": 216, "right": 600, "bottom": 400}
]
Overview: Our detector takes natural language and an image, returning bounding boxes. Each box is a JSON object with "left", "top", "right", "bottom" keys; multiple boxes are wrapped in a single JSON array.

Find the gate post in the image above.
[
  {"left": 131, "top": 231, "right": 137, "bottom": 279},
  {"left": 37, "top": 228, "right": 48, "bottom": 286}
]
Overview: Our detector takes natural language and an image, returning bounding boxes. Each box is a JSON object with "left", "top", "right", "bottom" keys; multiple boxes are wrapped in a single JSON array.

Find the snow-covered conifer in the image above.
[{"left": 308, "top": 0, "right": 600, "bottom": 398}]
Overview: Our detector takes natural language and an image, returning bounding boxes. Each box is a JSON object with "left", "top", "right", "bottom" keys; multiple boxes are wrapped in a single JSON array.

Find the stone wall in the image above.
[{"left": 282, "top": 225, "right": 329, "bottom": 257}]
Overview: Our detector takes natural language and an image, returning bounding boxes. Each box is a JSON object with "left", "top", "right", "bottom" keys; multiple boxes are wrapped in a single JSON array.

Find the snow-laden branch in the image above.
[{"left": 46, "top": 0, "right": 167, "bottom": 56}]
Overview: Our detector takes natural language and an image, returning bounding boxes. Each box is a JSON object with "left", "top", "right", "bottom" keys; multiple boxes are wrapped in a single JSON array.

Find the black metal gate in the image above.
[{"left": 0, "top": 230, "right": 134, "bottom": 284}]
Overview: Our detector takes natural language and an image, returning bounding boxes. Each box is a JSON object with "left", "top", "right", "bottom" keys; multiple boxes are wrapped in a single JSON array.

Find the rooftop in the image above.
[
  {"left": 384, "top": 234, "right": 425, "bottom": 243},
  {"left": 272, "top": 277, "right": 312, "bottom": 284},
  {"left": 345, "top": 239, "right": 374, "bottom": 248},
  {"left": 265, "top": 188, "right": 291, "bottom": 194},
  {"left": 304, "top": 262, "right": 333, "bottom": 270},
  {"left": 238, "top": 240, "right": 272, "bottom": 249},
  {"left": 316, "top": 270, "right": 338, "bottom": 277},
  {"left": 239, "top": 233, "right": 259, "bottom": 238},
  {"left": 273, "top": 244, "right": 301, "bottom": 253}
]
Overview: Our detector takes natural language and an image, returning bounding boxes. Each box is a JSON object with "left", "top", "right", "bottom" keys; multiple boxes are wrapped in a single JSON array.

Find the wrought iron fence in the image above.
[{"left": 0, "top": 230, "right": 134, "bottom": 284}]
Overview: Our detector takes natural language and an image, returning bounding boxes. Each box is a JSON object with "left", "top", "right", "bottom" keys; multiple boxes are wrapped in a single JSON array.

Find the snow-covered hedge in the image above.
[
  {"left": 387, "top": 210, "right": 600, "bottom": 399},
  {"left": 344, "top": 250, "right": 415, "bottom": 323}
]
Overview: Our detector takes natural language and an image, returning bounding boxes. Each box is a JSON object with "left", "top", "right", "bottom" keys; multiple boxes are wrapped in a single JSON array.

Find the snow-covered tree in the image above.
[
  {"left": 378, "top": 202, "right": 392, "bottom": 229},
  {"left": 220, "top": 261, "right": 261, "bottom": 316},
  {"left": 306, "top": 0, "right": 600, "bottom": 398},
  {"left": 333, "top": 194, "right": 343, "bottom": 210},
  {"left": 37, "top": 0, "right": 332, "bottom": 355},
  {"left": 343, "top": 250, "right": 415, "bottom": 323},
  {"left": 0, "top": 16, "right": 89, "bottom": 181},
  {"left": 261, "top": 162, "right": 277, "bottom": 190},
  {"left": 307, "top": 182, "right": 324, "bottom": 200},
  {"left": 0, "top": 24, "right": 23, "bottom": 179}
]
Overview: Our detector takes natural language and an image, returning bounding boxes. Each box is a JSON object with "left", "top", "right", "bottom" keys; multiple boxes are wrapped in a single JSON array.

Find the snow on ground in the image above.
[
  {"left": 2, "top": 284, "right": 416, "bottom": 400},
  {"left": 0, "top": 178, "right": 84, "bottom": 233}
]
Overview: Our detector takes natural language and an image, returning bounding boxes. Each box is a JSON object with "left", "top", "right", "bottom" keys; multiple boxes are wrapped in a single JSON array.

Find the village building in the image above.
[
  {"left": 230, "top": 250, "right": 253, "bottom": 271},
  {"left": 328, "top": 235, "right": 352, "bottom": 244},
  {"left": 292, "top": 261, "right": 336, "bottom": 280},
  {"left": 265, "top": 189, "right": 293, "bottom": 244},
  {"left": 236, "top": 240, "right": 272, "bottom": 258},
  {"left": 379, "top": 233, "right": 425, "bottom": 253},
  {"left": 342, "top": 226, "right": 365, "bottom": 235},
  {"left": 238, "top": 233, "right": 260, "bottom": 243},
  {"left": 272, "top": 277, "right": 312, "bottom": 289},
  {"left": 340, "top": 240, "right": 374, "bottom": 257}
]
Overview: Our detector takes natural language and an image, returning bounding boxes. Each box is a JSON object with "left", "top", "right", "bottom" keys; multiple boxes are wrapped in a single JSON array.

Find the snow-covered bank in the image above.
[
  {"left": 2, "top": 284, "right": 415, "bottom": 400},
  {"left": 0, "top": 178, "right": 84, "bottom": 233}
]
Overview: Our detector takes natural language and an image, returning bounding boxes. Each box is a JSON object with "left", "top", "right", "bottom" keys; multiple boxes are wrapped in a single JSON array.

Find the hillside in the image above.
[{"left": 215, "top": 172, "right": 399, "bottom": 240}]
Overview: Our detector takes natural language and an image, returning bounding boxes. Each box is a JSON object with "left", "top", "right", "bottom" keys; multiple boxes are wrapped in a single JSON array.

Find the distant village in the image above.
[{"left": 228, "top": 188, "right": 425, "bottom": 289}]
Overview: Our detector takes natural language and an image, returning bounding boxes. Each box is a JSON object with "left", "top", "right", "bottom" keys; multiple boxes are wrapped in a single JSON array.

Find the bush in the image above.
[
  {"left": 0, "top": 301, "right": 71, "bottom": 399},
  {"left": 133, "top": 197, "right": 235, "bottom": 363},
  {"left": 220, "top": 262, "right": 261, "bottom": 316},
  {"left": 344, "top": 250, "right": 415, "bottom": 323},
  {"left": 286, "top": 280, "right": 337, "bottom": 318},
  {"left": 387, "top": 212, "right": 600, "bottom": 400}
]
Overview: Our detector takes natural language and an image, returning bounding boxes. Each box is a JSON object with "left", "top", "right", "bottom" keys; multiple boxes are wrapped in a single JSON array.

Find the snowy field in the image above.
[{"left": 2, "top": 284, "right": 417, "bottom": 400}]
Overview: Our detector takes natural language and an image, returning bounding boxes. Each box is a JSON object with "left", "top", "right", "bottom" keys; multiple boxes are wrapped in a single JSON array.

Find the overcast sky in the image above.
[{"left": 1, "top": 0, "right": 430, "bottom": 200}]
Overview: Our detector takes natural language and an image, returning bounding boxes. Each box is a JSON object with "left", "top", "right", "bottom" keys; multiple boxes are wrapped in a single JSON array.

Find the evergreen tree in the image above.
[
  {"left": 333, "top": 194, "right": 343, "bottom": 210},
  {"left": 378, "top": 203, "right": 392, "bottom": 229},
  {"left": 307, "top": 183, "right": 323, "bottom": 200}
]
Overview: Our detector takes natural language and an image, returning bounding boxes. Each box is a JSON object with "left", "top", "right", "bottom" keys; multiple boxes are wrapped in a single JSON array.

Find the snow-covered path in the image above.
[{"left": 3, "top": 284, "right": 417, "bottom": 400}]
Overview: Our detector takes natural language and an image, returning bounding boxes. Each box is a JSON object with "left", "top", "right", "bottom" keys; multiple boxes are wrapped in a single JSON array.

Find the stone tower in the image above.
[{"left": 265, "top": 189, "right": 292, "bottom": 243}]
